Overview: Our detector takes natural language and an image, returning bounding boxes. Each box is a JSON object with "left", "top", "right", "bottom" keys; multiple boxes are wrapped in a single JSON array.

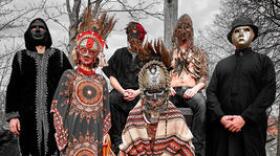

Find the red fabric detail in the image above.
[
  {"left": 77, "top": 66, "right": 95, "bottom": 76},
  {"left": 125, "top": 138, "right": 194, "bottom": 156},
  {"left": 136, "top": 23, "right": 146, "bottom": 41},
  {"left": 103, "top": 113, "right": 111, "bottom": 135},
  {"left": 86, "top": 37, "right": 94, "bottom": 49},
  {"left": 76, "top": 30, "right": 105, "bottom": 48}
]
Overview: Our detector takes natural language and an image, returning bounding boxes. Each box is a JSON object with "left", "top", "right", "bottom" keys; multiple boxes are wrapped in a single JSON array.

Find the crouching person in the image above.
[{"left": 119, "top": 60, "right": 194, "bottom": 156}]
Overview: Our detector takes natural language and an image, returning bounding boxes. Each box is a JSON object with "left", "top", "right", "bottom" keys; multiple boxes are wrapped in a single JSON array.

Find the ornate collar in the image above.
[{"left": 77, "top": 66, "right": 95, "bottom": 76}]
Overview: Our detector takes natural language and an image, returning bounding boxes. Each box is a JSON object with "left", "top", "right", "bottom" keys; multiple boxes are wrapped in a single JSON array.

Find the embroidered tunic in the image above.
[
  {"left": 119, "top": 100, "right": 194, "bottom": 156},
  {"left": 51, "top": 69, "right": 111, "bottom": 156}
]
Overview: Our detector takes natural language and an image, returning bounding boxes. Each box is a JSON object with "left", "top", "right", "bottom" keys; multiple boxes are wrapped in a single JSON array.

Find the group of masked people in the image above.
[{"left": 5, "top": 5, "right": 276, "bottom": 156}]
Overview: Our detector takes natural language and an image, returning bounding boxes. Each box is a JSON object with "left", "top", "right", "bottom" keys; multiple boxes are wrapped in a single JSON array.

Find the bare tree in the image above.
[
  {"left": 0, "top": 0, "right": 164, "bottom": 108},
  {"left": 64, "top": 0, "right": 163, "bottom": 53}
]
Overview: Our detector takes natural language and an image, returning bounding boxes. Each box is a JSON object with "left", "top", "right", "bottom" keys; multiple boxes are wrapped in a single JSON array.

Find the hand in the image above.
[
  {"left": 183, "top": 87, "right": 198, "bottom": 99},
  {"left": 122, "top": 89, "right": 129, "bottom": 97},
  {"left": 9, "top": 118, "right": 21, "bottom": 136},
  {"left": 123, "top": 89, "right": 140, "bottom": 101},
  {"left": 103, "top": 133, "right": 110, "bottom": 145},
  {"left": 228, "top": 116, "right": 246, "bottom": 133},
  {"left": 170, "top": 87, "right": 176, "bottom": 96},
  {"left": 119, "top": 151, "right": 126, "bottom": 156},
  {"left": 121, "top": 89, "right": 131, "bottom": 100},
  {"left": 220, "top": 115, "right": 235, "bottom": 129},
  {"left": 103, "top": 133, "right": 115, "bottom": 156}
]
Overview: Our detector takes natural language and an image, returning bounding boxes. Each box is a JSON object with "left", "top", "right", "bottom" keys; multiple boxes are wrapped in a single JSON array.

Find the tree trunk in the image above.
[
  {"left": 164, "top": 0, "right": 178, "bottom": 50},
  {"left": 66, "top": 0, "right": 81, "bottom": 54}
]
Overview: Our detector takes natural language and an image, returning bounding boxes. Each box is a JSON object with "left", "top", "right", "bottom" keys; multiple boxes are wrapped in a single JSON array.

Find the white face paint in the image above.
[{"left": 231, "top": 26, "right": 255, "bottom": 49}]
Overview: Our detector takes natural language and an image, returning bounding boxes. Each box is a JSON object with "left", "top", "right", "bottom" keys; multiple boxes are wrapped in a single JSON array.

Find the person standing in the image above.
[
  {"left": 5, "top": 18, "right": 72, "bottom": 156},
  {"left": 206, "top": 16, "right": 276, "bottom": 156},
  {"left": 51, "top": 7, "right": 116, "bottom": 156},
  {"left": 170, "top": 14, "right": 208, "bottom": 156}
]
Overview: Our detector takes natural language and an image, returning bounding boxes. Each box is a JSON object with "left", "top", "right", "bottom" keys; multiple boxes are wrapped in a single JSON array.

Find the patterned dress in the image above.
[
  {"left": 51, "top": 69, "right": 111, "bottom": 156},
  {"left": 120, "top": 100, "right": 195, "bottom": 156}
]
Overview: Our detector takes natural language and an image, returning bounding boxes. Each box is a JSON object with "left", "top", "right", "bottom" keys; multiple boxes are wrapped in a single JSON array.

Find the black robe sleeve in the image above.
[
  {"left": 6, "top": 52, "right": 22, "bottom": 121},
  {"left": 61, "top": 51, "right": 73, "bottom": 71},
  {"left": 241, "top": 56, "right": 276, "bottom": 123},
  {"left": 206, "top": 63, "right": 225, "bottom": 123}
]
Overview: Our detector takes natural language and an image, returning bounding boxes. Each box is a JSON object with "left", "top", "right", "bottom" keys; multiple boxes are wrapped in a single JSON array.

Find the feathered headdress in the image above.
[
  {"left": 138, "top": 60, "right": 171, "bottom": 121},
  {"left": 78, "top": 6, "right": 116, "bottom": 40},
  {"left": 138, "top": 39, "right": 171, "bottom": 69},
  {"left": 74, "top": 5, "right": 116, "bottom": 67}
]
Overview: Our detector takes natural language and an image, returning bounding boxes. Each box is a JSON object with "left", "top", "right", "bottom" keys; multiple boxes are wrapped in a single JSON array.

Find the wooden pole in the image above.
[{"left": 164, "top": 0, "right": 178, "bottom": 50}]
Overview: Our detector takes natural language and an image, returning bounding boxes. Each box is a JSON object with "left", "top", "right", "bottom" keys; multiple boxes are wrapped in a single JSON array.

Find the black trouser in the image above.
[
  {"left": 170, "top": 87, "right": 206, "bottom": 156},
  {"left": 0, "top": 130, "right": 20, "bottom": 156},
  {"left": 109, "top": 89, "right": 139, "bottom": 154}
]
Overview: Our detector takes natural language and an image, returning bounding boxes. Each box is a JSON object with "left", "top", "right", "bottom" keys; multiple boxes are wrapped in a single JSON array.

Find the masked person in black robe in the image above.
[
  {"left": 102, "top": 22, "right": 147, "bottom": 154},
  {"left": 5, "top": 18, "right": 72, "bottom": 156},
  {"left": 206, "top": 16, "right": 276, "bottom": 156}
]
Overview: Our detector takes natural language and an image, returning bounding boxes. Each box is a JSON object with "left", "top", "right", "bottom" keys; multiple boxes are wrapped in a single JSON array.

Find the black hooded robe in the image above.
[
  {"left": 5, "top": 18, "right": 72, "bottom": 156},
  {"left": 206, "top": 48, "right": 276, "bottom": 156}
]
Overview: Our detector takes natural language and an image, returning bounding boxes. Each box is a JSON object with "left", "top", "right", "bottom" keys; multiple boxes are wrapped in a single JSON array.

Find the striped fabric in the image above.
[{"left": 120, "top": 100, "right": 195, "bottom": 156}]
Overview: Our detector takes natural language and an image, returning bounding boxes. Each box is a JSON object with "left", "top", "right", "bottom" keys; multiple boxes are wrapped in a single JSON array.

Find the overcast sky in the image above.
[
  {"left": 1, "top": 0, "right": 221, "bottom": 58},
  {"left": 105, "top": 0, "right": 221, "bottom": 58}
]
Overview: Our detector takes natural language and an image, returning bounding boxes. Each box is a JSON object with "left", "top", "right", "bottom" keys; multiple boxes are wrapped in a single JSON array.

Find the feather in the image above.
[{"left": 77, "top": 6, "right": 116, "bottom": 41}]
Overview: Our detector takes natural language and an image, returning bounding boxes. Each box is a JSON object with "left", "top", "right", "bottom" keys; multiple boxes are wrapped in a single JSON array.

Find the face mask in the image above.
[
  {"left": 143, "top": 89, "right": 167, "bottom": 123},
  {"left": 175, "top": 22, "right": 193, "bottom": 43},
  {"left": 126, "top": 22, "right": 146, "bottom": 43},
  {"left": 144, "top": 89, "right": 167, "bottom": 108},
  {"left": 77, "top": 47, "right": 97, "bottom": 67},
  {"left": 76, "top": 36, "right": 101, "bottom": 67},
  {"left": 231, "top": 26, "right": 255, "bottom": 49},
  {"left": 128, "top": 39, "right": 143, "bottom": 52},
  {"left": 139, "top": 61, "right": 170, "bottom": 123},
  {"left": 30, "top": 20, "right": 47, "bottom": 40}
]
